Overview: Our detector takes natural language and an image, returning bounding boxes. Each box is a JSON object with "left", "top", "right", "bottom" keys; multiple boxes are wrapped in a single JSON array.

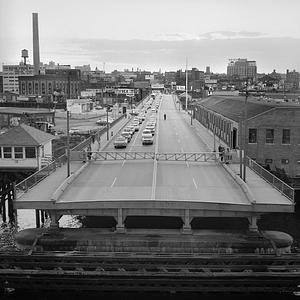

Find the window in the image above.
[
  {"left": 0, "top": 147, "right": 2, "bottom": 158},
  {"left": 282, "top": 129, "right": 291, "bottom": 144},
  {"left": 14, "top": 147, "right": 23, "bottom": 159},
  {"left": 265, "top": 158, "right": 273, "bottom": 164},
  {"left": 3, "top": 147, "right": 12, "bottom": 158},
  {"left": 248, "top": 128, "right": 257, "bottom": 143},
  {"left": 35, "top": 82, "right": 39, "bottom": 94},
  {"left": 41, "top": 83, "right": 45, "bottom": 94},
  {"left": 266, "top": 129, "right": 274, "bottom": 144},
  {"left": 25, "top": 147, "right": 36, "bottom": 158}
]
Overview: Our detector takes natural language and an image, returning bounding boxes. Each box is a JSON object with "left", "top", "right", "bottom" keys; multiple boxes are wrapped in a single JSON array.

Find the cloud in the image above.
[
  {"left": 39, "top": 36, "right": 300, "bottom": 73},
  {"left": 198, "top": 31, "right": 267, "bottom": 40},
  {"left": 156, "top": 31, "right": 268, "bottom": 41}
]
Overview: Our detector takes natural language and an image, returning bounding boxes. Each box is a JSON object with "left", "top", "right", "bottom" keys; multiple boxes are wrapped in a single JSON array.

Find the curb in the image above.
[{"left": 51, "top": 162, "right": 89, "bottom": 202}]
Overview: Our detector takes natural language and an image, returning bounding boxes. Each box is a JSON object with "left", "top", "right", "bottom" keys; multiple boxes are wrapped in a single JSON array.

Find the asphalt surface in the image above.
[{"left": 57, "top": 94, "right": 248, "bottom": 204}]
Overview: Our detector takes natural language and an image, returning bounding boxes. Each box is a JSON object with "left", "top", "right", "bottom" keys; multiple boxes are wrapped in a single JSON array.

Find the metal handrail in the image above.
[
  {"left": 246, "top": 156, "right": 294, "bottom": 202},
  {"left": 15, "top": 114, "right": 125, "bottom": 196}
]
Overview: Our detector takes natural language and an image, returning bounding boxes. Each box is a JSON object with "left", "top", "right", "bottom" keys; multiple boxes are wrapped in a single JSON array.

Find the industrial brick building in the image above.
[
  {"left": 194, "top": 95, "right": 300, "bottom": 180},
  {"left": 19, "top": 69, "right": 81, "bottom": 101}
]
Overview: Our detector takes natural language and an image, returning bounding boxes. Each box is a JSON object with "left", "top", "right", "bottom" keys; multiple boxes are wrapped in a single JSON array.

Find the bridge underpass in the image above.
[{"left": 14, "top": 94, "right": 294, "bottom": 233}]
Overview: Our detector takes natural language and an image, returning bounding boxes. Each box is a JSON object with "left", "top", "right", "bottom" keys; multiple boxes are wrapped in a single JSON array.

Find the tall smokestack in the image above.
[{"left": 32, "top": 13, "right": 40, "bottom": 75}]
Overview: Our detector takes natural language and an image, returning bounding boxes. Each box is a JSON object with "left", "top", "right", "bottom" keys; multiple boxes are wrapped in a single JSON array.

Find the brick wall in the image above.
[{"left": 247, "top": 107, "right": 300, "bottom": 178}]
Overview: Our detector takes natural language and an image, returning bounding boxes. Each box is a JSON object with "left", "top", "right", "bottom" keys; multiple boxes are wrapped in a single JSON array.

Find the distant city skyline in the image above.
[{"left": 1, "top": 0, "right": 300, "bottom": 73}]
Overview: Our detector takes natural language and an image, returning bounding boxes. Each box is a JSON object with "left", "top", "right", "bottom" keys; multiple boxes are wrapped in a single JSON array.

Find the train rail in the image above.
[{"left": 0, "top": 252, "right": 300, "bottom": 293}]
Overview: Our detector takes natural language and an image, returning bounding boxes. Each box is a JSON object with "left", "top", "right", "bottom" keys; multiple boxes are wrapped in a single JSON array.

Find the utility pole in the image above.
[
  {"left": 106, "top": 107, "right": 109, "bottom": 141},
  {"left": 243, "top": 80, "right": 248, "bottom": 182},
  {"left": 66, "top": 110, "right": 70, "bottom": 177},
  {"left": 185, "top": 57, "right": 188, "bottom": 112}
]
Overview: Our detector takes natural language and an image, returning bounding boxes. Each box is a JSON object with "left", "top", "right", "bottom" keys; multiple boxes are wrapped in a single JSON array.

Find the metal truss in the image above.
[
  {"left": 156, "top": 152, "right": 218, "bottom": 162},
  {"left": 92, "top": 152, "right": 218, "bottom": 162},
  {"left": 92, "top": 151, "right": 156, "bottom": 161}
]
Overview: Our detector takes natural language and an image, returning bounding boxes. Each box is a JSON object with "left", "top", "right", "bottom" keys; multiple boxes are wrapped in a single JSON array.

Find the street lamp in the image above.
[
  {"left": 185, "top": 56, "right": 188, "bottom": 112},
  {"left": 66, "top": 110, "right": 70, "bottom": 177},
  {"left": 243, "top": 80, "right": 249, "bottom": 182},
  {"left": 190, "top": 103, "right": 193, "bottom": 125},
  {"left": 106, "top": 106, "right": 109, "bottom": 141}
]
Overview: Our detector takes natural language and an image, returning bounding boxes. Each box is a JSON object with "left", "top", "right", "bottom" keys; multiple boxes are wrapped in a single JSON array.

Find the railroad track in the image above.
[{"left": 0, "top": 252, "right": 300, "bottom": 293}]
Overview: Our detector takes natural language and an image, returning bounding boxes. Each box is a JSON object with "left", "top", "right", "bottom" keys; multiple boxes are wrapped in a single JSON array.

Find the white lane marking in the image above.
[
  {"left": 111, "top": 177, "right": 117, "bottom": 187},
  {"left": 129, "top": 128, "right": 140, "bottom": 151},
  {"left": 122, "top": 160, "right": 125, "bottom": 167},
  {"left": 192, "top": 178, "right": 198, "bottom": 189},
  {"left": 151, "top": 97, "right": 161, "bottom": 200},
  {"left": 186, "top": 161, "right": 189, "bottom": 168}
]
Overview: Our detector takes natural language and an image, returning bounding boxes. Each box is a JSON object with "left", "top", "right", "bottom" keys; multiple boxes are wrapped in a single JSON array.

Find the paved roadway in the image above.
[{"left": 57, "top": 94, "right": 249, "bottom": 204}]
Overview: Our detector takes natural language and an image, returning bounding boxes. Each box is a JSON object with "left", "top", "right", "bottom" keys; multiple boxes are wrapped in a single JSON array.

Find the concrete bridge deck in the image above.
[{"left": 14, "top": 94, "right": 294, "bottom": 231}]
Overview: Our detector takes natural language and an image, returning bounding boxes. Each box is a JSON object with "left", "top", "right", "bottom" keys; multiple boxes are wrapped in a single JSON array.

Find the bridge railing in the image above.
[
  {"left": 15, "top": 115, "right": 126, "bottom": 197},
  {"left": 247, "top": 157, "right": 294, "bottom": 202},
  {"left": 15, "top": 154, "right": 67, "bottom": 196},
  {"left": 90, "top": 151, "right": 219, "bottom": 162}
]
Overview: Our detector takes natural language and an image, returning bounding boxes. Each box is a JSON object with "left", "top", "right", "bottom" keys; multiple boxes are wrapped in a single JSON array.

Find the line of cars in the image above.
[
  {"left": 114, "top": 96, "right": 161, "bottom": 148},
  {"left": 141, "top": 97, "right": 160, "bottom": 145},
  {"left": 114, "top": 115, "right": 141, "bottom": 148}
]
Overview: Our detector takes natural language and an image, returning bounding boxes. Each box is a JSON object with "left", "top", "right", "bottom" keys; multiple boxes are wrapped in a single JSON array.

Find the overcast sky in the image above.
[{"left": 1, "top": 0, "right": 300, "bottom": 73}]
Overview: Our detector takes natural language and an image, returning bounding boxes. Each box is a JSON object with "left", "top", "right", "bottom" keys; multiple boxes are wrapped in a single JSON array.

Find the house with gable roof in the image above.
[{"left": 0, "top": 124, "right": 55, "bottom": 172}]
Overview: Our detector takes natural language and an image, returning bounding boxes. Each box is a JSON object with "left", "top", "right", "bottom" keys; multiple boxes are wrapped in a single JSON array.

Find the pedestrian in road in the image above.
[{"left": 164, "top": 113, "right": 166, "bottom": 120}]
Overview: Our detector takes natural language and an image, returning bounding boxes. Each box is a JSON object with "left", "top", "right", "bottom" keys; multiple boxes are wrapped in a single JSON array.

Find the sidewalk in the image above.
[
  {"left": 181, "top": 111, "right": 241, "bottom": 163},
  {"left": 179, "top": 110, "right": 293, "bottom": 205}
]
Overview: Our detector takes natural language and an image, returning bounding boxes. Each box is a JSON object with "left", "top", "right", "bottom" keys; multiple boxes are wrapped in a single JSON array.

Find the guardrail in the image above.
[
  {"left": 90, "top": 151, "right": 219, "bottom": 162},
  {"left": 247, "top": 157, "right": 295, "bottom": 202},
  {"left": 15, "top": 114, "right": 126, "bottom": 197}
]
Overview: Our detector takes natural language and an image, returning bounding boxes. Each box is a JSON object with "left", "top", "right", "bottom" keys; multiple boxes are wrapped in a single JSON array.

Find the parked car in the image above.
[
  {"left": 96, "top": 118, "right": 113, "bottom": 126},
  {"left": 121, "top": 131, "right": 131, "bottom": 142},
  {"left": 142, "top": 129, "right": 152, "bottom": 137},
  {"left": 145, "top": 125, "right": 155, "bottom": 136},
  {"left": 125, "top": 126, "right": 135, "bottom": 136},
  {"left": 114, "top": 136, "right": 128, "bottom": 148},
  {"left": 69, "top": 127, "right": 80, "bottom": 134},
  {"left": 132, "top": 122, "right": 140, "bottom": 131},
  {"left": 142, "top": 133, "right": 154, "bottom": 145}
]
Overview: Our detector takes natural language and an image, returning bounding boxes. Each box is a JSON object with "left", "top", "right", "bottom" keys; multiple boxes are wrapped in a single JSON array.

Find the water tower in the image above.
[{"left": 22, "top": 49, "right": 29, "bottom": 65}]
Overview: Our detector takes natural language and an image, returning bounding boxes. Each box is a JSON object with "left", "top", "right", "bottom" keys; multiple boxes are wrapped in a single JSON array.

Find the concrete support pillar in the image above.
[
  {"left": 115, "top": 208, "right": 125, "bottom": 233},
  {"left": 182, "top": 209, "right": 192, "bottom": 234},
  {"left": 48, "top": 211, "right": 60, "bottom": 229},
  {"left": 248, "top": 216, "right": 258, "bottom": 232}
]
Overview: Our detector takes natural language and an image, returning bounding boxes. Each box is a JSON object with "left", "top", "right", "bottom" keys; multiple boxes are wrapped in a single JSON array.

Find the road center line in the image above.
[
  {"left": 151, "top": 97, "right": 160, "bottom": 200},
  {"left": 111, "top": 177, "right": 117, "bottom": 187},
  {"left": 193, "top": 178, "right": 198, "bottom": 189}
]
